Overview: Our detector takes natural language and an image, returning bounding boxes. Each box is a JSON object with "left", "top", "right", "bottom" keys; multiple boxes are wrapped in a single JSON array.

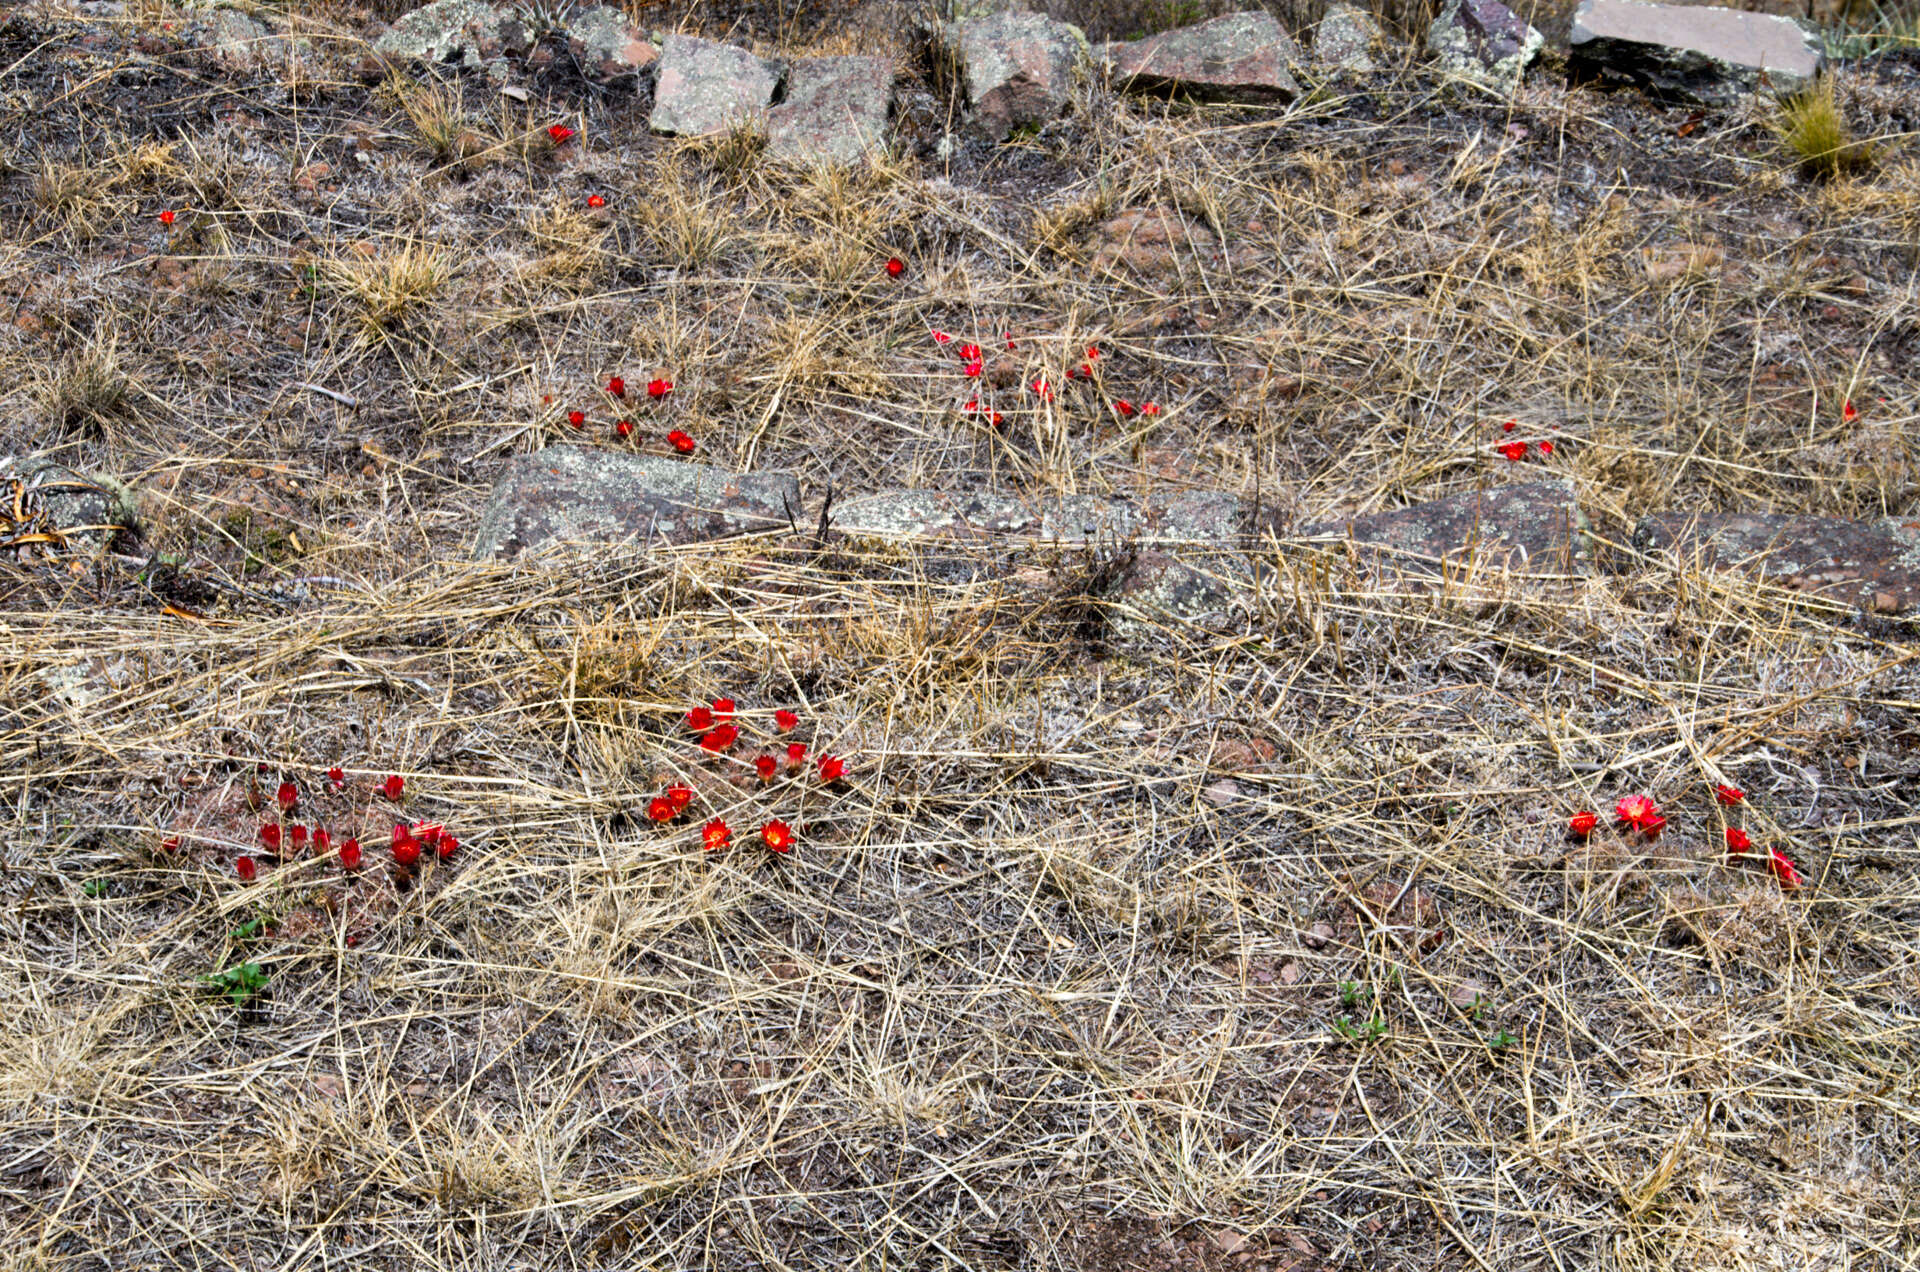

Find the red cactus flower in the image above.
[
  {"left": 568, "top": 410, "right": 586, "bottom": 428},
  {"left": 548, "top": 123, "right": 575, "bottom": 144},
  {"left": 666, "top": 782, "right": 692, "bottom": 811},
  {"left": 989, "top": 410, "right": 1004, "bottom": 426},
  {"left": 1113, "top": 400, "right": 1136, "bottom": 417},
  {"left": 392, "top": 836, "right": 421, "bottom": 867},
  {"left": 1725, "top": 827, "right": 1753, "bottom": 854},
  {"left": 648, "top": 796, "right": 675, "bottom": 822},
  {"left": 1500, "top": 441, "right": 1528, "bottom": 462},
  {"left": 383, "top": 774, "right": 405, "bottom": 801},
  {"left": 700, "top": 724, "right": 739, "bottom": 753},
  {"left": 289, "top": 824, "right": 308, "bottom": 851},
  {"left": 957, "top": 343, "right": 981, "bottom": 361},
  {"left": 755, "top": 754, "right": 777, "bottom": 780},
  {"left": 668, "top": 429, "right": 695, "bottom": 454},
  {"left": 1615, "top": 794, "right": 1660, "bottom": 832},
  {"left": 761, "top": 819, "right": 793, "bottom": 853},
  {"left": 1085, "top": 346, "right": 1100, "bottom": 361},
  {"left": 964, "top": 360, "right": 982, "bottom": 378},
  {"left": 436, "top": 834, "right": 459, "bottom": 859},
  {"left": 702, "top": 817, "right": 731, "bottom": 851},
  {"left": 392, "top": 823, "right": 412, "bottom": 849},
  {"left": 616, "top": 419, "right": 634, "bottom": 438},
  {"left": 711, "top": 698, "right": 735, "bottom": 720},
  {"left": 277, "top": 781, "right": 298, "bottom": 811},
  {"left": 1065, "top": 366, "right": 1082, "bottom": 381},
  {"left": 236, "top": 855, "right": 256, "bottom": 881},
  {"left": 411, "top": 822, "right": 443, "bottom": 847},
  {"left": 313, "top": 829, "right": 331, "bottom": 855},
  {"left": 339, "top": 838, "right": 362, "bottom": 869},
  {"left": 1766, "top": 847, "right": 1805, "bottom": 889},
  {"left": 687, "top": 705, "right": 714, "bottom": 732},
  {"left": 327, "top": 766, "right": 345, "bottom": 789},
  {"left": 774, "top": 709, "right": 799, "bottom": 732},
  {"left": 1842, "top": 399, "right": 1858, "bottom": 423},
  {"left": 647, "top": 378, "right": 673, "bottom": 399},
  {"left": 963, "top": 398, "right": 979, "bottom": 413},
  {"left": 1502, "top": 419, "right": 1516, "bottom": 432},
  {"left": 1568, "top": 810, "right": 1598, "bottom": 838},
  {"left": 1004, "top": 334, "right": 1016, "bottom": 350},
  {"left": 1715, "top": 783, "right": 1745, "bottom": 805},
  {"left": 159, "top": 209, "right": 177, "bottom": 226},
  {"left": 1537, "top": 440, "right": 1553, "bottom": 455},
  {"left": 607, "top": 376, "right": 626, "bottom": 398},
  {"left": 1141, "top": 403, "right": 1160, "bottom": 417},
  {"left": 161, "top": 836, "right": 181, "bottom": 853},
  {"left": 931, "top": 329, "right": 952, "bottom": 345},
  {"left": 1030, "top": 376, "right": 1053, "bottom": 401},
  {"left": 1640, "top": 813, "right": 1667, "bottom": 839},
  {"left": 885, "top": 257, "right": 904, "bottom": 277},
  {"left": 260, "top": 823, "right": 281, "bottom": 851},
  {"left": 818, "top": 755, "right": 846, "bottom": 784},
  {"left": 587, "top": 194, "right": 606, "bottom": 208}
]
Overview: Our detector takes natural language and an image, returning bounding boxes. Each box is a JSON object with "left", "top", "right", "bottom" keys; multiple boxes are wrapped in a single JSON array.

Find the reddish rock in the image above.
[
  {"left": 565, "top": 5, "right": 657, "bottom": 81},
  {"left": 1633, "top": 511, "right": 1920, "bottom": 614},
  {"left": 1303, "top": 482, "right": 1590, "bottom": 572},
  {"left": 946, "top": 10, "right": 1087, "bottom": 141},
  {"left": 648, "top": 35, "right": 780, "bottom": 136},
  {"left": 1101, "top": 10, "right": 1302, "bottom": 103},
  {"left": 768, "top": 56, "right": 893, "bottom": 165}
]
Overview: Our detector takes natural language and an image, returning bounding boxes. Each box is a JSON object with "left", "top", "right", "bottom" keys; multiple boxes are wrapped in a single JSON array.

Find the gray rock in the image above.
[
  {"left": 0, "top": 458, "right": 134, "bottom": 554},
  {"left": 947, "top": 10, "right": 1088, "bottom": 141},
  {"left": 648, "top": 35, "right": 781, "bottom": 137},
  {"left": 1101, "top": 10, "right": 1302, "bottom": 104},
  {"left": 1633, "top": 511, "right": 1920, "bottom": 615},
  {"left": 1315, "top": 2, "right": 1383, "bottom": 73},
  {"left": 472, "top": 448, "right": 798, "bottom": 560},
  {"left": 1303, "top": 482, "right": 1590, "bottom": 572},
  {"left": 190, "top": 8, "right": 286, "bottom": 71},
  {"left": 1426, "top": 0, "right": 1543, "bottom": 94},
  {"left": 374, "top": 0, "right": 528, "bottom": 69},
  {"left": 768, "top": 56, "right": 893, "bottom": 165},
  {"left": 832, "top": 488, "right": 1248, "bottom": 546},
  {"left": 565, "top": 5, "right": 657, "bottom": 81},
  {"left": 1569, "top": 0, "right": 1821, "bottom": 106}
]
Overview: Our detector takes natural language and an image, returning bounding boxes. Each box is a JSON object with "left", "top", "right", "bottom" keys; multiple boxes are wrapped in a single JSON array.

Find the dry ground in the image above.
[{"left": 1, "top": 1, "right": 1919, "bottom": 1269}]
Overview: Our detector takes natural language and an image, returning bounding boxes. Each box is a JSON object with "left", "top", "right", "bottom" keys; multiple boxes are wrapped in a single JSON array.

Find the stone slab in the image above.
[
  {"left": 768, "top": 56, "right": 893, "bottom": 164},
  {"left": 831, "top": 489, "right": 1248, "bottom": 545},
  {"left": 1569, "top": 0, "right": 1821, "bottom": 105},
  {"left": 949, "top": 10, "right": 1087, "bottom": 141},
  {"left": 1302, "top": 482, "right": 1589, "bottom": 572},
  {"left": 648, "top": 35, "right": 781, "bottom": 137},
  {"left": 1632, "top": 511, "right": 1920, "bottom": 614},
  {"left": 1101, "top": 10, "right": 1302, "bottom": 103},
  {"left": 1315, "top": 3, "right": 1384, "bottom": 73}
]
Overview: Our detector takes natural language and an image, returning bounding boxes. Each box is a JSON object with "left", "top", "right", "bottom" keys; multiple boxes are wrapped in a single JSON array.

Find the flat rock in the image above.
[
  {"left": 947, "top": 10, "right": 1087, "bottom": 141},
  {"left": 1570, "top": 0, "right": 1821, "bottom": 106},
  {"left": 1105, "top": 551, "right": 1239, "bottom": 650},
  {"left": 1426, "top": 0, "right": 1543, "bottom": 94},
  {"left": 1101, "top": 10, "right": 1302, "bottom": 103},
  {"left": 1632, "top": 511, "right": 1920, "bottom": 614},
  {"left": 832, "top": 489, "right": 1247, "bottom": 545},
  {"left": 374, "top": 0, "right": 528, "bottom": 68},
  {"left": 1315, "top": 3, "right": 1384, "bottom": 73},
  {"left": 768, "top": 56, "right": 893, "bottom": 164},
  {"left": 1303, "top": 482, "right": 1590, "bottom": 572},
  {"left": 472, "top": 448, "right": 798, "bottom": 560},
  {"left": 648, "top": 35, "right": 781, "bottom": 137},
  {"left": 565, "top": 5, "right": 657, "bottom": 81}
]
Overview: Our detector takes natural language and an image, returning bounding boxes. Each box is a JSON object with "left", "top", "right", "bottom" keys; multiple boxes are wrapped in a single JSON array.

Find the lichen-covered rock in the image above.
[
  {"left": 565, "top": 5, "right": 657, "bottom": 81},
  {"left": 1315, "top": 2, "right": 1384, "bottom": 73},
  {"left": 832, "top": 488, "right": 1247, "bottom": 546},
  {"left": 189, "top": 8, "right": 287, "bottom": 71},
  {"left": 648, "top": 35, "right": 781, "bottom": 137},
  {"left": 472, "top": 448, "right": 798, "bottom": 560},
  {"left": 1104, "top": 551, "right": 1242, "bottom": 652},
  {"left": 1101, "top": 10, "right": 1302, "bottom": 103},
  {"left": 1426, "top": 0, "right": 1542, "bottom": 94},
  {"left": 1633, "top": 511, "right": 1920, "bottom": 615},
  {"left": 768, "top": 56, "right": 893, "bottom": 165},
  {"left": 946, "top": 10, "right": 1088, "bottom": 141},
  {"left": 374, "top": 0, "right": 528, "bottom": 69},
  {"left": 1569, "top": 0, "right": 1822, "bottom": 106},
  {"left": 0, "top": 458, "right": 135, "bottom": 554},
  {"left": 1303, "top": 482, "right": 1590, "bottom": 572}
]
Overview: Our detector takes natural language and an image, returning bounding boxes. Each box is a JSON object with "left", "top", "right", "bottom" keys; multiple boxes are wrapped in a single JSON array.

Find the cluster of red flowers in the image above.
[
  {"left": 567, "top": 374, "right": 685, "bottom": 450},
  {"left": 1495, "top": 420, "right": 1553, "bottom": 461},
  {"left": 1565, "top": 784, "right": 1804, "bottom": 889},
  {"left": 931, "top": 329, "right": 1162, "bottom": 429},
  {"left": 229, "top": 768, "right": 471, "bottom": 883},
  {"left": 662, "top": 698, "right": 848, "bottom": 859}
]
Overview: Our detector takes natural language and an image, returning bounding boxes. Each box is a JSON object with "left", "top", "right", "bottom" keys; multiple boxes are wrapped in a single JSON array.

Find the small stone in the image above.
[
  {"left": 1279, "top": 960, "right": 1301, "bottom": 985},
  {"left": 1570, "top": 0, "right": 1823, "bottom": 106},
  {"left": 1426, "top": 0, "right": 1543, "bottom": 94},
  {"left": 1205, "top": 779, "right": 1241, "bottom": 806},
  {"left": 1304, "top": 922, "right": 1335, "bottom": 949},
  {"left": 648, "top": 34, "right": 780, "bottom": 137},
  {"left": 1874, "top": 590, "right": 1900, "bottom": 615},
  {"left": 1450, "top": 977, "right": 1490, "bottom": 1011}
]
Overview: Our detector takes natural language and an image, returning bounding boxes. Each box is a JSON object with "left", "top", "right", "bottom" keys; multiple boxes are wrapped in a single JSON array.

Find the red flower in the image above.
[
  {"left": 1499, "top": 441, "right": 1528, "bottom": 462},
  {"left": 616, "top": 419, "right": 634, "bottom": 438},
  {"left": 236, "top": 855, "right": 257, "bottom": 881},
  {"left": 568, "top": 410, "right": 585, "bottom": 428},
  {"left": 1640, "top": 813, "right": 1667, "bottom": 840},
  {"left": 1141, "top": 403, "right": 1160, "bottom": 417},
  {"left": 755, "top": 754, "right": 777, "bottom": 780},
  {"left": 260, "top": 823, "right": 282, "bottom": 851},
  {"left": 1085, "top": 346, "right": 1100, "bottom": 361},
  {"left": 885, "top": 257, "right": 904, "bottom": 277},
  {"left": 392, "top": 823, "right": 413, "bottom": 848},
  {"left": 437, "top": 834, "right": 459, "bottom": 859},
  {"left": 957, "top": 343, "right": 981, "bottom": 361},
  {"left": 668, "top": 428, "right": 696, "bottom": 453},
  {"left": 1004, "top": 334, "right": 1016, "bottom": 350},
  {"left": 548, "top": 123, "right": 575, "bottom": 144},
  {"left": 962, "top": 398, "right": 979, "bottom": 413},
  {"left": 587, "top": 194, "right": 606, "bottom": 208},
  {"left": 648, "top": 796, "right": 675, "bottom": 822},
  {"left": 393, "top": 836, "right": 421, "bottom": 867},
  {"left": 339, "top": 838, "right": 362, "bottom": 869},
  {"left": 989, "top": 411, "right": 1004, "bottom": 426},
  {"left": 647, "top": 378, "right": 673, "bottom": 399},
  {"left": 158, "top": 209, "right": 176, "bottom": 226},
  {"left": 702, "top": 818, "right": 731, "bottom": 851},
  {"left": 1715, "top": 783, "right": 1745, "bottom": 805},
  {"left": 607, "top": 376, "right": 626, "bottom": 398},
  {"left": 761, "top": 819, "right": 793, "bottom": 853},
  {"left": 411, "top": 822, "right": 443, "bottom": 846},
  {"left": 276, "top": 781, "right": 298, "bottom": 811},
  {"left": 1065, "top": 366, "right": 1082, "bottom": 380},
  {"left": 1766, "top": 847, "right": 1805, "bottom": 889},
  {"left": 711, "top": 698, "right": 735, "bottom": 720},
  {"left": 161, "top": 836, "right": 181, "bottom": 853},
  {"left": 1568, "top": 810, "right": 1598, "bottom": 838},
  {"left": 1615, "top": 794, "right": 1660, "bottom": 832},
  {"left": 963, "top": 360, "right": 982, "bottom": 378},
  {"left": 687, "top": 705, "right": 714, "bottom": 732},
  {"left": 1030, "top": 376, "right": 1053, "bottom": 401},
  {"left": 1725, "top": 827, "right": 1753, "bottom": 854},
  {"left": 818, "top": 755, "right": 846, "bottom": 784},
  {"left": 666, "top": 782, "right": 692, "bottom": 811},
  {"left": 313, "top": 828, "right": 331, "bottom": 855},
  {"left": 289, "top": 824, "right": 308, "bottom": 851},
  {"left": 774, "top": 709, "right": 799, "bottom": 732},
  {"left": 326, "top": 766, "right": 345, "bottom": 789},
  {"left": 1114, "top": 400, "right": 1136, "bottom": 417},
  {"left": 786, "top": 741, "right": 807, "bottom": 767},
  {"left": 700, "top": 724, "right": 739, "bottom": 752},
  {"left": 383, "top": 774, "right": 405, "bottom": 801},
  {"left": 931, "top": 329, "right": 952, "bottom": 345},
  {"left": 1537, "top": 440, "right": 1553, "bottom": 455},
  {"left": 1842, "top": 399, "right": 1858, "bottom": 423},
  {"left": 1502, "top": 419, "right": 1516, "bottom": 432}
]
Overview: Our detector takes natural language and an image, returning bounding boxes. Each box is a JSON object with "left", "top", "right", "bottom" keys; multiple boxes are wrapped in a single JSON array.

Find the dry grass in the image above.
[{"left": 0, "top": 1, "right": 1917, "bottom": 1269}]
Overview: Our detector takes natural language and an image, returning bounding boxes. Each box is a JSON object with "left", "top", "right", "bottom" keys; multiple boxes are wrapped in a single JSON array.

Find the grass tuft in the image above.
[{"left": 1772, "top": 76, "right": 1875, "bottom": 180}]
